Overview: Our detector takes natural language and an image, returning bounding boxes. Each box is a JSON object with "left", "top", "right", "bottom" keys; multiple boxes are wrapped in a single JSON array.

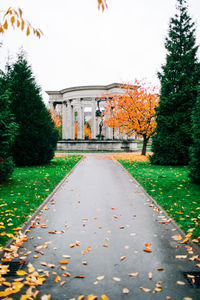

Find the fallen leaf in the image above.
[
  {"left": 140, "top": 287, "right": 152, "bottom": 293},
  {"left": 70, "top": 243, "right": 75, "bottom": 248},
  {"left": 101, "top": 295, "right": 109, "bottom": 300},
  {"left": 180, "top": 238, "right": 189, "bottom": 244},
  {"left": 120, "top": 256, "right": 126, "bottom": 261},
  {"left": 196, "top": 264, "right": 200, "bottom": 268},
  {"left": 176, "top": 281, "right": 185, "bottom": 285},
  {"left": 96, "top": 275, "right": 105, "bottom": 281},
  {"left": 62, "top": 272, "right": 71, "bottom": 277},
  {"left": 143, "top": 248, "right": 152, "bottom": 253},
  {"left": 40, "top": 262, "right": 47, "bottom": 266},
  {"left": 60, "top": 260, "right": 68, "bottom": 264},
  {"left": 60, "top": 281, "right": 66, "bottom": 287},
  {"left": 41, "top": 295, "right": 51, "bottom": 300},
  {"left": 88, "top": 295, "right": 97, "bottom": 300},
  {"left": 123, "top": 288, "right": 130, "bottom": 294},
  {"left": 82, "top": 261, "right": 88, "bottom": 265},
  {"left": 54, "top": 276, "right": 61, "bottom": 282},
  {"left": 78, "top": 296, "right": 85, "bottom": 300},
  {"left": 172, "top": 234, "right": 182, "bottom": 241},
  {"left": 113, "top": 277, "right": 121, "bottom": 282},
  {"left": 148, "top": 272, "right": 152, "bottom": 279},
  {"left": 129, "top": 272, "right": 139, "bottom": 277},
  {"left": 62, "top": 255, "right": 71, "bottom": 259},
  {"left": 176, "top": 255, "right": 187, "bottom": 259},
  {"left": 16, "top": 270, "right": 27, "bottom": 276},
  {"left": 74, "top": 275, "right": 85, "bottom": 278},
  {"left": 157, "top": 268, "right": 164, "bottom": 271},
  {"left": 103, "top": 244, "right": 108, "bottom": 247}
]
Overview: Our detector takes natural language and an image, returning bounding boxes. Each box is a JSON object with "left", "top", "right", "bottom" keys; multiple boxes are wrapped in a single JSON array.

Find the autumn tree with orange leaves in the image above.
[{"left": 104, "top": 81, "right": 159, "bottom": 155}]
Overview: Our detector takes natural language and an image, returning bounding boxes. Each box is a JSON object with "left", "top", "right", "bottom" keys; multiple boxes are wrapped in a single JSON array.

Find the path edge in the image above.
[
  {"left": 113, "top": 157, "right": 200, "bottom": 254},
  {"left": 0, "top": 155, "right": 84, "bottom": 257}
]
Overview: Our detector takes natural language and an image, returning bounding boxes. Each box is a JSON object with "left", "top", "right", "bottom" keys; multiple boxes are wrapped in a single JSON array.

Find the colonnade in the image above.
[{"left": 51, "top": 98, "right": 133, "bottom": 140}]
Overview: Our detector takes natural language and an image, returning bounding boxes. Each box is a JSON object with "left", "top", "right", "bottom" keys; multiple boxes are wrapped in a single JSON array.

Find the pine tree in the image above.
[
  {"left": 151, "top": 0, "right": 200, "bottom": 165},
  {"left": 5, "top": 53, "right": 59, "bottom": 166},
  {"left": 0, "top": 75, "right": 17, "bottom": 182},
  {"left": 188, "top": 86, "right": 200, "bottom": 184}
]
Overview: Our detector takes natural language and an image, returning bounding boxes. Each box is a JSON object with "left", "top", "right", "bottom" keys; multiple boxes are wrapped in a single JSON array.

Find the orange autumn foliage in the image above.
[
  {"left": 104, "top": 80, "right": 159, "bottom": 155},
  {"left": 74, "top": 123, "right": 91, "bottom": 140},
  {"left": 49, "top": 110, "right": 62, "bottom": 129}
]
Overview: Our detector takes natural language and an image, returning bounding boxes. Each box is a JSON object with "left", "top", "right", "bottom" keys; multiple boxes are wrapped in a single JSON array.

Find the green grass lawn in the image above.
[
  {"left": 119, "top": 159, "right": 200, "bottom": 245},
  {"left": 0, "top": 155, "right": 82, "bottom": 247}
]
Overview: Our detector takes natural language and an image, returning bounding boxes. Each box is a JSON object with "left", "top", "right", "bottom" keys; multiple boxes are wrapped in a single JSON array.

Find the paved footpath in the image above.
[{"left": 1, "top": 155, "right": 200, "bottom": 299}]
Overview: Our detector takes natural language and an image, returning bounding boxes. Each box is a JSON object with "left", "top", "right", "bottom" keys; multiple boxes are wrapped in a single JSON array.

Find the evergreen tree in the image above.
[
  {"left": 151, "top": 0, "right": 200, "bottom": 165},
  {"left": 5, "top": 53, "right": 59, "bottom": 166},
  {"left": 0, "top": 75, "right": 17, "bottom": 182},
  {"left": 188, "top": 86, "right": 200, "bottom": 184}
]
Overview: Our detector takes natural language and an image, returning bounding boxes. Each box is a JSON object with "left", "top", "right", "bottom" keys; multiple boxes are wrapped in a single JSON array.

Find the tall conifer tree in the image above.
[
  {"left": 5, "top": 53, "right": 59, "bottom": 166},
  {"left": 151, "top": 0, "right": 200, "bottom": 165},
  {"left": 188, "top": 86, "right": 200, "bottom": 184}
]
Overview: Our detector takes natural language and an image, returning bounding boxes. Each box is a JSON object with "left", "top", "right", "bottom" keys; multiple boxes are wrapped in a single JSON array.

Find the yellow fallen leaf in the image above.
[
  {"left": 61, "top": 265, "right": 67, "bottom": 270},
  {"left": 88, "top": 295, "right": 97, "bottom": 300},
  {"left": 129, "top": 272, "right": 139, "bottom": 277},
  {"left": 78, "top": 296, "right": 85, "bottom": 300},
  {"left": 103, "top": 244, "right": 108, "bottom": 247},
  {"left": 185, "top": 232, "right": 193, "bottom": 238},
  {"left": 70, "top": 243, "right": 75, "bottom": 248},
  {"left": 40, "top": 262, "right": 47, "bottom": 266},
  {"left": 143, "top": 248, "right": 152, "bottom": 253},
  {"left": 76, "top": 241, "right": 80, "bottom": 246},
  {"left": 180, "top": 238, "right": 189, "bottom": 244},
  {"left": 114, "top": 215, "right": 118, "bottom": 219},
  {"left": 82, "top": 218, "right": 88, "bottom": 221},
  {"left": 55, "top": 275, "right": 61, "bottom": 282},
  {"left": 101, "top": 295, "right": 109, "bottom": 300},
  {"left": 82, "top": 261, "right": 88, "bottom": 265},
  {"left": 120, "top": 256, "right": 126, "bottom": 261},
  {"left": 16, "top": 270, "right": 27, "bottom": 276},
  {"left": 196, "top": 264, "right": 200, "bottom": 268},
  {"left": 60, "top": 260, "right": 68, "bottom": 264}
]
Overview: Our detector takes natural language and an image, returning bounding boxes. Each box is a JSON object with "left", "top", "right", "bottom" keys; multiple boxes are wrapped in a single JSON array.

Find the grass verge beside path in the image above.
[
  {"left": 0, "top": 155, "right": 82, "bottom": 247},
  {"left": 118, "top": 158, "right": 200, "bottom": 246}
]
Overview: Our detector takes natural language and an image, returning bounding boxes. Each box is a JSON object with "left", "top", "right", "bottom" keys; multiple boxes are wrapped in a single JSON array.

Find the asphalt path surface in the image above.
[{"left": 2, "top": 155, "right": 200, "bottom": 299}]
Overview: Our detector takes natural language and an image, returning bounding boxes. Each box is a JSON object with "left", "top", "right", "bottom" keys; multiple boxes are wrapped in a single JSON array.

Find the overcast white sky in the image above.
[{"left": 1, "top": 0, "right": 200, "bottom": 103}]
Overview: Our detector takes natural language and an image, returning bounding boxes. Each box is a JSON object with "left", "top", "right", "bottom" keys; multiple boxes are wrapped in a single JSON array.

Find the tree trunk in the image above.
[{"left": 141, "top": 135, "right": 148, "bottom": 156}]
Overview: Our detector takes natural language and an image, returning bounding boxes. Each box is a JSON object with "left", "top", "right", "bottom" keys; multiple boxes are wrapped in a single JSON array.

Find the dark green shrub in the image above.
[{"left": 5, "top": 52, "right": 59, "bottom": 166}]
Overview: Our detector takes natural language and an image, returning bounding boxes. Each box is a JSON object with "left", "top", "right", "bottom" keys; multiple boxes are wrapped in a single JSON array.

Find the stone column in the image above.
[
  {"left": 66, "top": 100, "right": 73, "bottom": 139},
  {"left": 71, "top": 105, "right": 75, "bottom": 140},
  {"left": 91, "top": 99, "right": 97, "bottom": 139},
  {"left": 106, "top": 126, "right": 113, "bottom": 140},
  {"left": 78, "top": 99, "right": 84, "bottom": 139},
  {"left": 62, "top": 101, "right": 67, "bottom": 139}
]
